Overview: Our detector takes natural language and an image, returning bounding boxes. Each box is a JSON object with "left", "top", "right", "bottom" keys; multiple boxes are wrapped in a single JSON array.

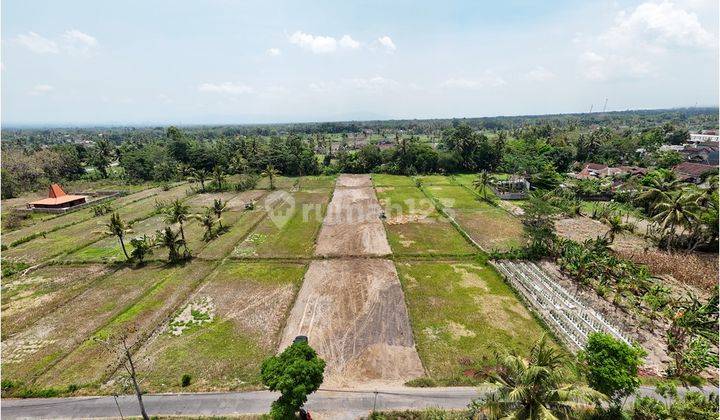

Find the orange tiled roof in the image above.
[{"left": 29, "top": 184, "right": 87, "bottom": 206}]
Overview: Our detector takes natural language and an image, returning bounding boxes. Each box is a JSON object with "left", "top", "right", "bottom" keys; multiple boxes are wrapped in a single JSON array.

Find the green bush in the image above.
[{"left": 181, "top": 374, "right": 191, "bottom": 387}]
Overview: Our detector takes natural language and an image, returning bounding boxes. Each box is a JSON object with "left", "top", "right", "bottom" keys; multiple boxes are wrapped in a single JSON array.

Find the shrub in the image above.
[{"left": 181, "top": 374, "right": 191, "bottom": 387}]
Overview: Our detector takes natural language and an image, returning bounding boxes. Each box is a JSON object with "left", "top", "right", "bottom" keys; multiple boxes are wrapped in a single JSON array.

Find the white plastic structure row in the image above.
[{"left": 493, "top": 260, "right": 632, "bottom": 352}]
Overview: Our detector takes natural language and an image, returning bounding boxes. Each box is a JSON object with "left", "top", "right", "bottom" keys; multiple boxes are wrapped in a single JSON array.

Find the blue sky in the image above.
[{"left": 2, "top": 0, "right": 718, "bottom": 125}]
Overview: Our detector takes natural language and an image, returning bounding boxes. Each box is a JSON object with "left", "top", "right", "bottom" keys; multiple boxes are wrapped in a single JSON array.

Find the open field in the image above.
[
  {"left": 315, "top": 175, "right": 390, "bottom": 256},
  {"left": 0, "top": 173, "right": 558, "bottom": 396},
  {"left": 1, "top": 264, "right": 112, "bottom": 339},
  {"left": 3, "top": 183, "right": 193, "bottom": 264},
  {"left": 420, "top": 184, "right": 525, "bottom": 252},
  {"left": 232, "top": 190, "right": 329, "bottom": 258},
  {"left": 374, "top": 185, "right": 475, "bottom": 256},
  {"left": 1, "top": 263, "right": 184, "bottom": 384},
  {"left": 255, "top": 176, "right": 298, "bottom": 190},
  {"left": 37, "top": 261, "right": 216, "bottom": 390},
  {"left": 1, "top": 183, "right": 177, "bottom": 246},
  {"left": 396, "top": 260, "right": 550, "bottom": 383},
  {"left": 279, "top": 259, "right": 424, "bottom": 388},
  {"left": 127, "top": 261, "right": 306, "bottom": 393}
]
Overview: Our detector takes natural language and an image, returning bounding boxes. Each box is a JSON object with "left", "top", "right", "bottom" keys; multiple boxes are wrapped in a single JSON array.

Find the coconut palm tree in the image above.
[
  {"left": 636, "top": 171, "right": 681, "bottom": 215},
  {"left": 602, "top": 213, "right": 630, "bottom": 243},
  {"left": 473, "top": 170, "right": 493, "bottom": 200},
  {"left": 470, "top": 336, "right": 604, "bottom": 419},
  {"left": 652, "top": 190, "right": 701, "bottom": 249},
  {"left": 188, "top": 168, "right": 209, "bottom": 192},
  {"left": 163, "top": 199, "right": 191, "bottom": 256},
  {"left": 212, "top": 198, "right": 228, "bottom": 230},
  {"left": 196, "top": 208, "right": 217, "bottom": 241},
  {"left": 212, "top": 166, "right": 226, "bottom": 191},
  {"left": 261, "top": 164, "right": 280, "bottom": 190},
  {"left": 97, "top": 212, "right": 132, "bottom": 261},
  {"left": 154, "top": 227, "right": 184, "bottom": 262}
]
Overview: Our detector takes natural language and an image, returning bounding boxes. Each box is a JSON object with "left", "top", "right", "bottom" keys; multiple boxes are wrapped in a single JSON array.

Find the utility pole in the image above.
[
  {"left": 589, "top": 104, "right": 593, "bottom": 113},
  {"left": 602, "top": 98, "right": 608, "bottom": 113}
]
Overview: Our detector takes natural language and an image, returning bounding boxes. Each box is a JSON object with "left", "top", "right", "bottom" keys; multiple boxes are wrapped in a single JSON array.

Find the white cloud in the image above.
[
  {"left": 63, "top": 29, "right": 98, "bottom": 47},
  {"left": 29, "top": 84, "right": 54, "bottom": 96},
  {"left": 198, "top": 82, "right": 254, "bottom": 95},
  {"left": 289, "top": 31, "right": 339, "bottom": 54},
  {"left": 15, "top": 29, "right": 99, "bottom": 55},
  {"left": 339, "top": 35, "right": 361, "bottom": 49},
  {"left": 266, "top": 47, "right": 281, "bottom": 56},
  {"left": 441, "top": 71, "right": 506, "bottom": 89},
  {"left": 602, "top": 1, "right": 714, "bottom": 50},
  {"left": 577, "top": 1, "right": 713, "bottom": 82},
  {"left": 288, "top": 31, "right": 363, "bottom": 54},
  {"left": 377, "top": 36, "right": 396, "bottom": 52},
  {"left": 523, "top": 66, "right": 556, "bottom": 82},
  {"left": 15, "top": 32, "right": 59, "bottom": 54}
]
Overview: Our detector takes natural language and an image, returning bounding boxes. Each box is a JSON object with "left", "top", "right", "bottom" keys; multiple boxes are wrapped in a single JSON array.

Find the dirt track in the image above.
[
  {"left": 281, "top": 174, "right": 423, "bottom": 387},
  {"left": 279, "top": 259, "right": 424, "bottom": 388},
  {"left": 314, "top": 175, "right": 390, "bottom": 257}
]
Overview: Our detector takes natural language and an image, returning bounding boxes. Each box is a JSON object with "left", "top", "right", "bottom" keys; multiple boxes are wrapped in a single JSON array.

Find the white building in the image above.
[{"left": 689, "top": 132, "right": 719, "bottom": 143}]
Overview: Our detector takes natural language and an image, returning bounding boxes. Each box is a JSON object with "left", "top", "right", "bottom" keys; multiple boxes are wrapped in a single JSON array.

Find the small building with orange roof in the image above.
[{"left": 28, "top": 184, "right": 88, "bottom": 209}]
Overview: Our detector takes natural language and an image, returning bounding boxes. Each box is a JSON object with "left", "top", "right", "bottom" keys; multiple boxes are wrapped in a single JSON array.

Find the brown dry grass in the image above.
[{"left": 616, "top": 249, "right": 717, "bottom": 294}]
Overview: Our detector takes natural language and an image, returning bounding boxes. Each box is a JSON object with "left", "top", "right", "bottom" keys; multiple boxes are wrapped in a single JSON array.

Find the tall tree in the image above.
[
  {"left": 471, "top": 336, "right": 603, "bottom": 419},
  {"left": 473, "top": 170, "right": 493, "bottom": 200},
  {"left": 163, "top": 199, "right": 191, "bottom": 257},
  {"left": 212, "top": 198, "right": 228, "bottom": 230},
  {"left": 98, "top": 212, "right": 132, "bottom": 260},
  {"left": 262, "top": 164, "right": 280, "bottom": 190}
]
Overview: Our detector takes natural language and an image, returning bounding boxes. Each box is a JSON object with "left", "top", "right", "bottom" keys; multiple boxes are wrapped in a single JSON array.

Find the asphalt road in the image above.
[{"left": 2, "top": 385, "right": 716, "bottom": 419}]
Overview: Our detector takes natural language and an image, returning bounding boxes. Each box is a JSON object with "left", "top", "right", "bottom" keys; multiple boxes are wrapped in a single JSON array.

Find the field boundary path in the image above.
[{"left": 279, "top": 174, "right": 425, "bottom": 388}]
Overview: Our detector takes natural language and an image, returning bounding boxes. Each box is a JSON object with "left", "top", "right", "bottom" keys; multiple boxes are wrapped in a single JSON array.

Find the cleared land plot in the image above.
[
  {"left": 453, "top": 207, "right": 525, "bottom": 252},
  {"left": 375, "top": 186, "right": 474, "bottom": 256},
  {"left": 1, "top": 264, "right": 111, "bottom": 339},
  {"left": 279, "top": 259, "right": 424, "bottom": 388},
  {"left": 422, "top": 184, "right": 524, "bottom": 252},
  {"left": 424, "top": 185, "right": 483, "bottom": 210},
  {"left": 185, "top": 191, "right": 240, "bottom": 211},
  {"left": 130, "top": 261, "right": 306, "bottom": 393},
  {"left": 416, "top": 175, "right": 455, "bottom": 186},
  {"left": 371, "top": 174, "right": 417, "bottom": 187},
  {"left": 396, "top": 261, "right": 549, "bottom": 382},
  {"left": 298, "top": 175, "right": 336, "bottom": 190},
  {"left": 225, "top": 190, "right": 266, "bottom": 211},
  {"left": 37, "top": 261, "right": 215, "bottom": 390},
  {"left": 255, "top": 176, "right": 297, "bottom": 190},
  {"left": 1, "top": 264, "right": 176, "bottom": 384},
  {"left": 232, "top": 191, "right": 329, "bottom": 258},
  {"left": 315, "top": 175, "right": 390, "bottom": 257},
  {"left": 197, "top": 210, "right": 267, "bottom": 260},
  {"left": 3, "top": 184, "right": 193, "bottom": 264}
]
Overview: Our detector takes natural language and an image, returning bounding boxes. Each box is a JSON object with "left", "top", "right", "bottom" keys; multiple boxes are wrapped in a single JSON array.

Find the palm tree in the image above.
[
  {"left": 471, "top": 336, "right": 604, "bottom": 419},
  {"left": 196, "top": 208, "right": 217, "bottom": 241},
  {"left": 602, "top": 213, "right": 630, "bottom": 243},
  {"left": 261, "top": 164, "right": 280, "bottom": 190},
  {"left": 473, "top": 170, "right": 493, "bottom": 200},
  {"left": 188, "top": 168, "right": 209, "bottom": 192},
  {"left": 97, "top": 212, "right": 132, "bottom": 260},
  {"left": 212, "top": 166, "right": 226, "bottom": 191},
  {"left": 154, "top": 227, "right": 184, "bottom": 262},
  {"left": 163, "top": 199, "right": 191, "bottom": 256},
  {"left": 652, "top": 190, "right": 701, "bottom": 249},
  {"left": 636, "top": 172, "right": 680, "bottom": 215},
  {"left": 212, "top": 198, "right": 228, "bottom": 230}
]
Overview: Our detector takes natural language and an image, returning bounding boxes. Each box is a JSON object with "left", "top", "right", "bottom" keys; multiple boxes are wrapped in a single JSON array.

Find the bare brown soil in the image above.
[
  {"left": 1, "top": 264, "right": 111, "bottom": 338},
  {"left": 538, "top": 261, "right": 670, "bottom": 375},
  {"left": 315, "top": 175, "right": 390, "bottom": 256},
  {"left": 279, "top": 259, "right": 424, "bottom": 388},
  {"left": 554, "top": 216, "right": 717, "bottom": 294},
  {"left": 226, "top": 190, "right": 267, "bottom": 211}
]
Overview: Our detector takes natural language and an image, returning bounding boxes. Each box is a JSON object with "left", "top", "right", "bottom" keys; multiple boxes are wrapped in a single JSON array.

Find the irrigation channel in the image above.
[{"left": 493, "top": 260, "right": 631, "bottom": 352}]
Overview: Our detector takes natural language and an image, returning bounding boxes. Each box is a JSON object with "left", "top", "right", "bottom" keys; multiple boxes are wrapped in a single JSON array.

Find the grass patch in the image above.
[
  {"left": 385, "top": 219, "right": 476, "bottom": 256},
  {"left": 127, "top": 261, "right": 306, "bottom": 393},
  {"left": 424, "top": 185, "right": 484, "bottom": 210},
  {"left": 371, "top": 174, "right": 417, "bottom": 187},
  {"left": 396, "top": 260, "right": 550, "bottom": 384}
]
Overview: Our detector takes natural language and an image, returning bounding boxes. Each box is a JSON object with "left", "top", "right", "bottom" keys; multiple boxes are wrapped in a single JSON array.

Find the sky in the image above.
[{"left": 2, "top": 0, "right": 718, "bottom": 125}]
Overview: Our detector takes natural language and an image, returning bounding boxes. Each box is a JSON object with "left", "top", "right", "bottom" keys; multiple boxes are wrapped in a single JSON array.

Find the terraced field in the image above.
[{"left": 1, "top": 174, "right": 555, "bottom": 396}]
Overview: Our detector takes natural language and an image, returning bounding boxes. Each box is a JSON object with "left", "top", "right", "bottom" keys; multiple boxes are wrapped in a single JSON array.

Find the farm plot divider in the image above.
[{"left": 493, "top": 260, "right": 631, "bottom": 352}]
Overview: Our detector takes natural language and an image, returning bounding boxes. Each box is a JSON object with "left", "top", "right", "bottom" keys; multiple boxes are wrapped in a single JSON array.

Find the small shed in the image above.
[{"left": 28, "top": 184, "right": 88, "bottom": 209}]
